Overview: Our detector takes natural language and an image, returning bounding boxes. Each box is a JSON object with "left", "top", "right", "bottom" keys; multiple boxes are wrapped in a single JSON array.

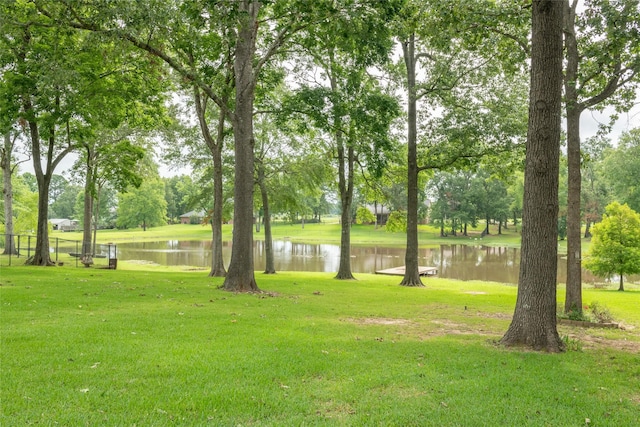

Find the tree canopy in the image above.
[{"left": 584, "top": 201, "right": 640, "bottom": 291}]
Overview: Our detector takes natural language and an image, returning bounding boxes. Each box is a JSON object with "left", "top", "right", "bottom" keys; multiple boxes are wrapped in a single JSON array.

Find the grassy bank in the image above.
[
  {"left": 1, "top": 267, "right": 638, "bottom": 426},
  {"left": 52, "top": 221, "right": 526, "bottom": 248}
]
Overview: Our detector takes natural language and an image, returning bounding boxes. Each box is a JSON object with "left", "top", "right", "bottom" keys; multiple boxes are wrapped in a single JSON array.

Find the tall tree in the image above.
[
  {"left": 563, "top": 0, "right": 640, "bottom": 315},
  {"left": 78, "top": 134, "right": 144, "bottom": 261},
  {"left": 116, "top": 160, "right": 167, "bottom": 231},
  {"left": 500, "top": 0, "right": 565, "bottom": 352},
  {"left": 288, "top": 1, "right": 400, "bottom": 279},
  {"left": 581, "top": 135, "right": 611, "bottom": 238},
  {"left": 2, "top": 4, "right": 86, "bottom": 265},
  {"left": 0, "top": 129, "right": 22, "bottom": 255},
  {"left": 394, "top": 0, "right": 529, "bottom": 286}
]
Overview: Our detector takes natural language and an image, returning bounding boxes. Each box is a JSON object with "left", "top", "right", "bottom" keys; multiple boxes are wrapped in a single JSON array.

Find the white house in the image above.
[{"left": 49, "top": 218, "right": 79, "bottom": 232}]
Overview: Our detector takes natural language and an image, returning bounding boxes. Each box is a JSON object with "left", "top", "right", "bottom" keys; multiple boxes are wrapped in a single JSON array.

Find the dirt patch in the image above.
[
  {"left": 430, "top": 319, "right": 497, "bottom": 337},
  {"left": 463, "top": 291, "right": 488, "bottom": 295},
  {"left": 346, "top": 317, "right": 412, "bottom": 325},
  {"left": 345, "top": 316, "right": 640, "bottom": 352},
  {"left": 564, "top": 331, "right": 640, "bottom": 353}
]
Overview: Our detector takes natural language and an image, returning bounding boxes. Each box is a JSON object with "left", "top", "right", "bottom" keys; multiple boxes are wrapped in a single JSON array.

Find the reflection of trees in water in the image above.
[{"left": 117, "top": 240, "right": 620, "bottom": 284}]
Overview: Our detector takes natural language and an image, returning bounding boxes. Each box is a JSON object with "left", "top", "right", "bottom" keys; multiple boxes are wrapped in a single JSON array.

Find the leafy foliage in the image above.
[
  {"left": 355, "top": 206, "right": 375, "bottom": 225},
  {"left": 584, "top": 202, "right": 640, "bottom": 290},
  {"left": 385, "top": 210, "right": 407, "bottom": 233}
]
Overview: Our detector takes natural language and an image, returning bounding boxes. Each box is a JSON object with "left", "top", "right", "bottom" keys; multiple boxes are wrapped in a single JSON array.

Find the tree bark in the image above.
[
  {"left": 618, "top": 274, "right": 624, "bottom": 292},
  {"left": 223, "top": 0, "right": 259, "bottom": 292},
  {"left": 500, "top": 0, "right": 565, "bottom": 352},
  {"left": 330, "top": 55, "right": 355, "bottom": 281},
  {"left": 193, "top": 86, "right": 227, "bottom": 277},
  {"left": 2, "top": 131, "right": 17, "bottom": 255},
  {"left": 400, "top": 33, "right": 424, "bottom": 287},
  {"left": 335, "top": 131, "right": 355, "bottom": 280},
  {"left": 257, "top": 161, "right": 275, "bottom": 274},
  {"left": 92, "top": 187, "right": 101, "bottom": 255},
  {"left": 81, "top": 144, "right": 94, "bottom": 264},
  {"left": 26, "top": 117, "right": 55, "bottom": 266},
  {"left": 563, "top": 0, "right": 584, "bottom": 315}
]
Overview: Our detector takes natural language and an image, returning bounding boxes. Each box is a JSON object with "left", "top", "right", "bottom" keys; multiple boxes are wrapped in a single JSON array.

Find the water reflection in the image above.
[{"left": 117, "top": 240, "right": 613, "bottom": 284}]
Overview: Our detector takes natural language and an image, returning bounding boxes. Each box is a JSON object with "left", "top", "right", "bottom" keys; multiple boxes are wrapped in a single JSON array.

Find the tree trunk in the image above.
[
  {"left": 92, "top": 187, "right": 101, "bottom": 256},
  {"left": 257, "top": 161, "right": 275, "bottom": 274},
  {"left": 618, "top": 274, "right": 624, "bottom": 292},
  {"left": 400, "top": 33, "right": 424, "bottom": 287},
  {"left": 26, "top": 118, "right": 54, "bottom": 266},
  {"left": 331, "top": 58, "right": 355, "bottom": 280},
  {"left": 193, "top": 86, "right": 227, "bottom": 277},
  {"left": 500, "top": 0, "right": 565, "bottom": 352},
  {"left": 564, "top": 105, "right": 584, "bottom": 313},
  {"left": 563, "top": 0, "right": 584, "bottom": 315},
  {"left": 2, "top": 131, "right": 17, "bottom": 255},
  {"left": 223, "top": 0, "right": 259, "bottom": 292},
  {"left": 335, "top": 133, "right": 355, "bottom": 280},
  {"left": 32, "top": 179, "right": 53, "bottom": 265},
  {"left": 81, "top": 144, "right": 94, "bottom": 263}
]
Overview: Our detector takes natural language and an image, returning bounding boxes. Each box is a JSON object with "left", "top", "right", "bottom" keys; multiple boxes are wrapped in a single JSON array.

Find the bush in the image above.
[
  {"left": 385, "top": 211, "right": 407, "bottom": 233},
  {"left": 586, "top": 301, "right": 614, "bottom": 324},
  {"left": 355, "top": 207, "right": 375, "bottom": 225}
]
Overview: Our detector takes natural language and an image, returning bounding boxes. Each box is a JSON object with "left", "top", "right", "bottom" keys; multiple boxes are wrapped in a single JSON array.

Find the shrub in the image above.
[
  {"left": 355, "top": 207, "right": 375, "bottom": 225},
  {"left": 385, "top": 211, "right": 407, "bottom": 232},
  {"left": 587, "top": 301, "right": 614, "bottom": 324}
]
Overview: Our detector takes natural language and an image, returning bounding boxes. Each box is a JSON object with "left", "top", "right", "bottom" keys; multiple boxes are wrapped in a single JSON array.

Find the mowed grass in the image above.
[
  {"left": 51, "top": 221, "right": 523, "bottom": 249},
  {"left": 1, "top": 266, "right": 639, "bottom": 426}
]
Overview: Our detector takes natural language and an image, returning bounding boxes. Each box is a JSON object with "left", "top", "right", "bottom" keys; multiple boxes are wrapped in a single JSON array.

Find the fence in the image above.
[{"left": 0, "top": 234, "right": 117, "bottom": 268}]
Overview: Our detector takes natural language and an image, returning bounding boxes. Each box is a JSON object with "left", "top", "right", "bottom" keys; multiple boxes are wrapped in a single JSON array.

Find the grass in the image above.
[
  {"left": 2, "top": 266, "right": 639, "bottom": 426},
  {"left": 51, "top": 221, "right": 524, "bottom": 248}
]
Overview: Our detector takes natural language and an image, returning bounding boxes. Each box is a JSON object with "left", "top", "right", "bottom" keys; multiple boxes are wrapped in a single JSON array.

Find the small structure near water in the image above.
[{"left": 375, "top": 266, "right": 438, "bottom": 276}]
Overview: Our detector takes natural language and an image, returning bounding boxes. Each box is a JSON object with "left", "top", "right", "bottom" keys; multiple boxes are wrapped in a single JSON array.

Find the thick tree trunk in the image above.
[
  {"left": 400, "top": 34, "right": 424, "bottom": 287},
  {"left": 563, "top": 0, "right": 584, "bottom": 315},
  {"left": 223, "top": 0, "right": 259, "bottom": 292},
  {"left": 257, "top": 162, "right": 275, "bottom": 274},
  {"left": 2, "top": 132, "right": 17, "bottom": 255},
  {"left": 618, "top": 274, "right": 624, "bottom": 292},
  {"left": 32, "top": 173, "right": 53, "bottom": 265},
  {"left": 27, "top": 119, "right": 54, "bottom": 266},
  {"left": 500, "top": 0, "right": 565, "bottom": 352}
]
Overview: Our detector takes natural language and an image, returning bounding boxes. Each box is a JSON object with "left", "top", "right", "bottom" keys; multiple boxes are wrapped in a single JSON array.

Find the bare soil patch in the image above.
[{"left": 345, "top": 316, "right": 640, "bottom": 352}]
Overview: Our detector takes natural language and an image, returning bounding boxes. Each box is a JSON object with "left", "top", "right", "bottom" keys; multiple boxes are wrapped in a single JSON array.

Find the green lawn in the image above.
[
  {"left": 52, "top": 221, "right": 524, "bottom": 248},
  {"left": 1, "top": 266, "right": 638, "bottom": 426}
]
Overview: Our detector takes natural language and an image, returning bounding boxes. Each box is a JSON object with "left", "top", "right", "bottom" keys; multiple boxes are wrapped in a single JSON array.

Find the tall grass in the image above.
[{"left": 2, "top": 266, "right": 638, "bottom": 426}]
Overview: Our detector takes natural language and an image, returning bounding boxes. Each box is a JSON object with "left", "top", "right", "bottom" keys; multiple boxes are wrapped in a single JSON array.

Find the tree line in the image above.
[{"left": 1, "top": 0, "right": 639, "bottom": 351}]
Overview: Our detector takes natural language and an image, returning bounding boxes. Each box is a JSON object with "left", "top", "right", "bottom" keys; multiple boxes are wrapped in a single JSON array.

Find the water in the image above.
[{"left": 116, "top": 240, "right": 606, "bottom": 285}]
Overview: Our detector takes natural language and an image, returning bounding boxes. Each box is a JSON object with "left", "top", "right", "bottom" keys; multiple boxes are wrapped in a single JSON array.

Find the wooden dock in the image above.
[{"left": 375, "top": 266, "right": 438, "bottom": 277}]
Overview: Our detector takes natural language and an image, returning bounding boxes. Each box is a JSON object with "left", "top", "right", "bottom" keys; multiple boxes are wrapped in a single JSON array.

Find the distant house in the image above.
[
  {"left": 179, "top": 210, "right": 207, "bottom": 224},
  {"left": 365, "top": 204, "right": 391, "bottom": 225},
  {"left": 49, "top": 218, "right": 79, "bottom": 232}
]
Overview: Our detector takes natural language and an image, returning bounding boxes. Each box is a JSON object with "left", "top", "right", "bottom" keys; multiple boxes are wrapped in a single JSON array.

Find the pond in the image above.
[{"left": 116, "top": 240, "right": 606, "bottom": 285}]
